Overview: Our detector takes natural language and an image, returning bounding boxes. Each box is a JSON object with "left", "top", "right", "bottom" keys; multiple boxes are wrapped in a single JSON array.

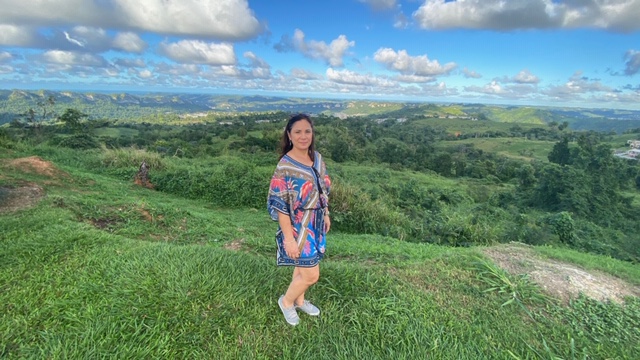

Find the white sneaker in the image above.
[
  {"left": 295, "top": 300, "right": 320, "bottom": 316},
  {"left": 278, "top": 295, "right": 300, "bottom": 326}
]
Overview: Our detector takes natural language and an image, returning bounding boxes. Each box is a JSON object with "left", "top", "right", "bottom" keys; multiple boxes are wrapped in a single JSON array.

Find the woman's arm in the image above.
[{"left": 278, "top": 212, "right": 299, "bottom": 258}]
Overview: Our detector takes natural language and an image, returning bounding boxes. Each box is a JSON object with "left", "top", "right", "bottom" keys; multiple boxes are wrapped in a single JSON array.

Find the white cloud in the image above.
[
  {"left": 624, "top": 50, "right": 640, "bottom": 75},
  {"left": 393, "top": 13, "right": 410, "bottom": 29},
  {"left": 511, "top": 69, "right": 540, "bottom": 84},
  {"left": 0, "top": 24, "right": 37, "bottom": 46},
  {"left": 242, "top": 52, "right": 271, "bottom": 79},
  {"left": 358, "top": 0, "right": 397, "bottom": 11},
  {"left": 373, "top": 48, "right": 456, "bottom": 76},
  {"left": 154, "top": 62, "right": 203, "bottom": 76},
  {"left": 114, "top": 58, "right": 146, "bottom": 68},
  {"left": 465, "top": 80, "right": 538, "bottom": 99},
  {"left": 326, "top": 68, "right": 394, "bottom": 87},
  {"left": 543, "top": 71, "right": 612, "bottom": 100},
  {"left": 290, "top": 68, "right": 321, "bottom": 80},
  {"left": 395, "top": 74, "right": 436, "bottom": 83},
  {"left": 138, "top": 69, "right": 153, "bottom": 79},
  {"left": 292, "top": 29, "right": 355, "bottom": 67},
  {"left": 413, "top": 0, "right": 640, "bottom": 31},
  {"left": 112, "top": 32, "right": 147, "bottom": 53},
  {"left": 42, "top": 50, "right": 106, "bottom": 67},
  {"left": 64, "top": 31, "right": 85, "bottom": 47},
  {"left": 462, "top": 67, "right": 482, "bottom": 79},
  {"left": 0, "top": 0, "right": 262, "bottom": 39},
  {"left": 159, "top": 40, "right": 236, "bottom": 65},
  {"left": 0, "top": 65, "right": 12, "bottom": 74},
  {"left": 0, "top": 51, "right": 12, "bottom": 62}
]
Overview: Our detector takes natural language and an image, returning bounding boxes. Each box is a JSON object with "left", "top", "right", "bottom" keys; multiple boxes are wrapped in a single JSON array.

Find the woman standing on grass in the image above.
[{"left": 267, "top": 113, "right": 331, "bottom": 326}]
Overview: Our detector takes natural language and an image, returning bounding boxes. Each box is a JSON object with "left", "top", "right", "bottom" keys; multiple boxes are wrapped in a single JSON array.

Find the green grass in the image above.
[
  {"left": 93, "top": 127, "right": 140, "bottom": 137},
  {"left": 2, "top": 149, "right": 639, "bottom": 359},
  {"left": 437, "top": 137, "right": 555, "bottom": 162}
]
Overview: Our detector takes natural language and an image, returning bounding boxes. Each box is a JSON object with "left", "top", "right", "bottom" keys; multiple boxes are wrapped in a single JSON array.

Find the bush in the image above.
[
  {"left": 51, "top": 134, "right": 100, "bottom": 150},
  {"left": 99, "top": 147, "right": 166, "bottom": 171},
  {"left": 330, "top": 180, "right": 413, "bottom": 240},
  {"left": 152, "top": 157, "right": 271, "bottom": 209}
]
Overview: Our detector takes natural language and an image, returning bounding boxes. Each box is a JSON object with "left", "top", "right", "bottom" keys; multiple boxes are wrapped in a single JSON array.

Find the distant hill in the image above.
[{"left": 2, "top": 89, "right": 640, "bottom": 132}]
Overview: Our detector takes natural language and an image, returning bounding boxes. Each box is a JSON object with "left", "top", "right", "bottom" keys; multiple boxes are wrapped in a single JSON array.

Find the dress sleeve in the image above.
[
  {"left": 267, "top": 165, "right": 290, "bottom": 221},
  {"left": 321, "top": 159, "right": 331, "bottom": 197}
]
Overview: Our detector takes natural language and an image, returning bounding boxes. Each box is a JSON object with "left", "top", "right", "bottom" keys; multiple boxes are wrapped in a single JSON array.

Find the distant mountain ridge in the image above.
[{"left": 2, "top": 89, "right": 640, "bottom": 132}]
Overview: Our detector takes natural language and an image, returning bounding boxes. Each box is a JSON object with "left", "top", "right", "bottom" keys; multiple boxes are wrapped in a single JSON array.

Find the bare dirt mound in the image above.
[
  {"left": 482, "top": 243, "right": 640, "bottom": 304},
  {"left": 4, "top": 156, "right": 69, "bottom": 179},
  {"left": 0, "top": 184, "right": 45, "bottom": 214},
  {"left": 0, "top": 156, "right": 68, "bottom": 213}
]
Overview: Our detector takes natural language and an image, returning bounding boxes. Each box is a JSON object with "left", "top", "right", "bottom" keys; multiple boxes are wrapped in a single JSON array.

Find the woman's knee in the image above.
[{"left": 300, "top": 267, "right": 320, "bottom": 285}]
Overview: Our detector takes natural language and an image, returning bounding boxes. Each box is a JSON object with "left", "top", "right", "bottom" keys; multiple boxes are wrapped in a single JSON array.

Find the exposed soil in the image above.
[
  {"left": 224, "top": 238, "right": 245, "bottom": 251},
  {"left": 4, "top": 156, "right": 69, "bottom": 179},
  {"left": 0, "top": 156, "right": 69, "bottom": 213},
  {"left": 482, "top": 243, "right": 640, "bottom": 304},
  {"left": 0, "top": 184, "right": 45, "bottom": 214}
]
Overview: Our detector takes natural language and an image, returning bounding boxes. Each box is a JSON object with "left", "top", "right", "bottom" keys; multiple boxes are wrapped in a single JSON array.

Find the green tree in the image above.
[
  {"left": 548, "top": 136, "right": 571, "bottom": 165},
  {"left": 59, "top": 108, "right": 88, "bottom": 134}
]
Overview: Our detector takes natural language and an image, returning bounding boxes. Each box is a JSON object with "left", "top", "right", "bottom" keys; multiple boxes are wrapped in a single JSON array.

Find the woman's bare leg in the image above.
[{"left": 281, "top": 265, "right": 319, "bottom": 307}]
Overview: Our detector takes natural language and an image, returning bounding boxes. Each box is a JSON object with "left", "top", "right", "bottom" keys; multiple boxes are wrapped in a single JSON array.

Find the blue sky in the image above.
[{"left": 0, "top": 0, "right": 639, "bottom": 109}]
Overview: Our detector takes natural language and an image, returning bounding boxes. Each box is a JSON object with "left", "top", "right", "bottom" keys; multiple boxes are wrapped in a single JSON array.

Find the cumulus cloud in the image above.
[
  {"left": 138, "top": 69, "right": 153, "bottom": 79},
  {"left": 112, "top": 32, "right": 147, "bottom": 53},
  {"left": 289, "top": 29, "right": 355, "bottom": 67},
  {"left": 543, "top": 71, "right": 612, "bottom": 99},
  {"left": 395, "top": 74, "right": 436, "bottom": 83},
  {"left": 374, "top": 48, "right": 456, "bottom": 76},
  {"left": 114, "top": 58, "right": 146, "bottom": 68},
  {"left": 393, "top": 12, "right": 410, "bottom": 29},
  {"left": 0, "top": 24, "right": 38, "bottom": 46},
  {"left": 413, "top": 0, "right": 640, "bottom": 32},
  {"left": 501, "top": 69, "right": 541, "bottom": 84},
  {"left": 273, "top": 34, "right": 295, "bottom": 53},
  {"left": 624, "top": 50, "right": 640, "bottom": 75},
  {"left": 42, "top": 50, "right": 106, "bottom": 67},
  {"left": 0, "top": 51, "right": 12, "bottom": 62},
  {"left": 0, "top": 0, "right": 262, "bottom": 40},
  {"left": 159, "top": 40, "right": 236, "bottom": 65},
  {"left": 462, "top": 67, "right": 482, "bottom": 79},
  {"left": 326, "top": 68, "right": 394, "bottom": 87},
  {"left": 291, "top": 68, "right": 321, "bottom": 80},
  {"left": 465, "top": 80, "right": 539, "bottom": 100},
  {"left": 358, "top": 0, "right": 397, "bottom": 11},
  {"left": 242, "top": 51, "right": 271, "bottom": 79}
]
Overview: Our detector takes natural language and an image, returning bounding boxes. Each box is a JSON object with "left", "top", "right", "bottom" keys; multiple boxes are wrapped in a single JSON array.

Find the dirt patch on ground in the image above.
[
  {"left": 224, "top": 238, "right": 245, "bottom": 251},
  {"left": 482, "top": 243, "right": 640, "bottom": 304},
  {"left": 4, "top": 156, "right": 70, "bottom": 179},
  {"left": 0, "top": 184, "right": 45, "bottom": 214}
]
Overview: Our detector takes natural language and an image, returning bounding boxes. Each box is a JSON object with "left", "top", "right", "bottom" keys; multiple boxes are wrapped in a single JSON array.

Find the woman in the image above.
[{"left": 267, "top": 113, "right": 331, "bottom": 326}]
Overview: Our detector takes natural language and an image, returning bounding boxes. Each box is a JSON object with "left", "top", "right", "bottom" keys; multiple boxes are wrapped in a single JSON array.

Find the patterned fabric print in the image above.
[{"left": 267, "top": 152, "right": 331, "bottom": 267}]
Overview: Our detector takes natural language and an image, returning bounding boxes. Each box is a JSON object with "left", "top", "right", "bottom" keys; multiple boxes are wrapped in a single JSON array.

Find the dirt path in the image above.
[{"left": 482, "top": 243, "right": 640, "bottom": 304}]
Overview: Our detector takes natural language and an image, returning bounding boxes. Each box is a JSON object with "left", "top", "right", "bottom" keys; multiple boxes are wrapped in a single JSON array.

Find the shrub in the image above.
[
  {"left": 52, "top": 134, "right": 100, "bottom": 150},
  {"left": 152, "top": 158, "right": 271, "bottom": 209},
  {"left": 99, "top": 147, "right": 166, "bottom": 171},
  {"left": 330, "top": 180, "right": 413, "bottom": 240}
]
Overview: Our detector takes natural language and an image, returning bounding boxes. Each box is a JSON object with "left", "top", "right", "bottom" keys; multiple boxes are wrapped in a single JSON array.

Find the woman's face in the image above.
[{"left": 288, "top": 119, "right": 313, "bottom": 152}]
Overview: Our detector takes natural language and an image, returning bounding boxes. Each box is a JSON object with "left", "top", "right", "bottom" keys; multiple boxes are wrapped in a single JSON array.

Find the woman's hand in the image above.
[
  {"left": 283, "top": 236, "right": 300, "bottom": 259},
  {"left": 324, "top": 214, "right": 331, "bottom": 233}
]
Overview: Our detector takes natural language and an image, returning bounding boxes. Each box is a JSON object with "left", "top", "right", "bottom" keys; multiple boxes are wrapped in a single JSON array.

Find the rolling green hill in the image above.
[
  {"left": 1, "top": 144, "right": 639, "bottom": 359},
  {"left": 3, "top": 90, "right": 640, "bottom": 133}
]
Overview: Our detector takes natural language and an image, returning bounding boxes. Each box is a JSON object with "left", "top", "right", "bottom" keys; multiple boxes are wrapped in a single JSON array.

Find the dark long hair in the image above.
[{"left": 279, "top": 113, "right": 315, "bottom": 161}]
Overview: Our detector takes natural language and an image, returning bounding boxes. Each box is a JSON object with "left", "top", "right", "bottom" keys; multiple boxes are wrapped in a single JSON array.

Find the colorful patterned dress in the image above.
[{"left": 267, "top": 152, "right": 331, "bottom": 267}]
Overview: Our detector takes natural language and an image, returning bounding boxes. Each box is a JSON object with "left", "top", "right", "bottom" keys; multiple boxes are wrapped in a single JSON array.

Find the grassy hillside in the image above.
[
  {"left": 2, "top": 147, "right": 639, "bottom": 359},
  {"left": 437, "top": 138, "right": 556, "bottom": 162}
]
